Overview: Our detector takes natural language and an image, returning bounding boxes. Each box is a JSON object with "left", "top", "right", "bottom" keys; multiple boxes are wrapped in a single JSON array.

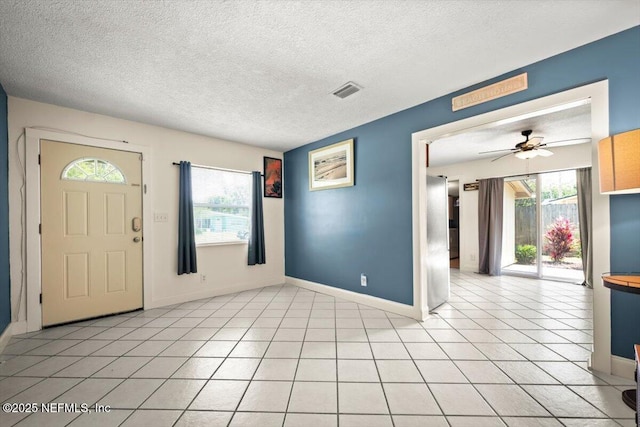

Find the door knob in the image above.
[{"left": 133, "top": 237, "right": 141, "bottom": 243}]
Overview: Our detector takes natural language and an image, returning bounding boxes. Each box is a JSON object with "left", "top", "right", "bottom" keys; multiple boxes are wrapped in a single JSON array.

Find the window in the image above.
[
  {"left": 191, "top": 166, "right": 251, "bottom": 245},
  {"left": 62, "top": 158, "right": 126, "bottom": 184}
]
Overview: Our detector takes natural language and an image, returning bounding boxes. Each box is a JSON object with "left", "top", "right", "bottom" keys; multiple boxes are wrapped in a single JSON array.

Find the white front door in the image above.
[{"left": 40, "top": 139, "right": 143, "bottom": 326}]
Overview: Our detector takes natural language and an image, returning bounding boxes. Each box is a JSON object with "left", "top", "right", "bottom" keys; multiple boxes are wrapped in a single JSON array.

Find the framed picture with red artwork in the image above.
[{"left": 263, "top": 157, "right": 282, "bottom": 198}]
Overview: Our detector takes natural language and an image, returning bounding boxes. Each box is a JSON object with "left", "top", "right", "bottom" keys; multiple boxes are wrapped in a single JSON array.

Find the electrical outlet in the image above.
[
  {"left": 154, "top": 212, "right": 168, "bottom": 222},
  {"left": 200, "top": 274, "right": 207, "bottom": 283},
  {"left": 360, "top": 274, "right": 367, "bottom": 287}
]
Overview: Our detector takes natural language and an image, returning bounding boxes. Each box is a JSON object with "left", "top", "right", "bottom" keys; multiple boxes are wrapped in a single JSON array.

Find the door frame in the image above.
[
  {"left": 25, "top": 129, "right": 153, "bottom": 332},
  {"left": 411, "top": 81, "right": 612, "bottom": 374}
]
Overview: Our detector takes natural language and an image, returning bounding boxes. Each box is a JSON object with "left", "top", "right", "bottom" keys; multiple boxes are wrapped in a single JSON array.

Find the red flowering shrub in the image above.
[{"left": 544, "top": 217, "right": 575, "bottom": 263}]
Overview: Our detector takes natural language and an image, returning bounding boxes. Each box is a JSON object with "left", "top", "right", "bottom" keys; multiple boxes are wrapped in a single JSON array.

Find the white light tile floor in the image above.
[{"left": 1, "top": 271, "right": 636, "bottom": 426}]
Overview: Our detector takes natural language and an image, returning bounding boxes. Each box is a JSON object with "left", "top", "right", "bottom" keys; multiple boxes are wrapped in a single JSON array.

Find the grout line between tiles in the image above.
[{"left": 2, "top": 275, "right": 633, "bottom": 426}]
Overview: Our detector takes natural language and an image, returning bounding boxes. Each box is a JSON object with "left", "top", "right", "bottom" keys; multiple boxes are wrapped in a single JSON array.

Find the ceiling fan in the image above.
[{"left": 479, "top": 130, "right": 590, "bottom": 162}]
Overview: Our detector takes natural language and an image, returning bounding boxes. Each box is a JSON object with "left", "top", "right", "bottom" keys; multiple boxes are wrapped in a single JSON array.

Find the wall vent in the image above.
[{"left": 332, "top": 82, "right": 362, "bottom": 99}]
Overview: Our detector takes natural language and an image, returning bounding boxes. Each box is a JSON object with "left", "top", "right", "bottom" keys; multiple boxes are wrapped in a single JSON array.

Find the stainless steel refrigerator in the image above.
[{"left": 426, "top": 175, "right": 450, "bottom": 311}]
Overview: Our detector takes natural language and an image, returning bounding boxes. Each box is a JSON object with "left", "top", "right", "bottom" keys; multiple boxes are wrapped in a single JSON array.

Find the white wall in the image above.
[
  {"left": 8, "top": 97, "right": 285, "bottom": 325},
  {"left": 427, "top": 143, "right": 591, "bottom": 272}
]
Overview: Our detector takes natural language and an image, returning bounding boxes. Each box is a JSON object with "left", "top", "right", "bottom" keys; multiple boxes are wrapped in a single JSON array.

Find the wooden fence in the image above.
[{"left": 514, "top": 204, "right": 580, "bottom": 247}]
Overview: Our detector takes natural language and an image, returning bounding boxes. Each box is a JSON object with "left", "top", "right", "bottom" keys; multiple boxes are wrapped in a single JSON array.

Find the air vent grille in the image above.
[{"left": 332, "top": 82, "right": 361, "bottom": 99}]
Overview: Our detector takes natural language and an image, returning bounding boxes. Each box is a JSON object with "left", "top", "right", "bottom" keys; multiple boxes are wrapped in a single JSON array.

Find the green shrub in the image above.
[
  {"left": 574, "top": 238, "right": 582, "bottom": 258},
  {"left": 515, "top": 244, "right": 536, "bottom": 264}
]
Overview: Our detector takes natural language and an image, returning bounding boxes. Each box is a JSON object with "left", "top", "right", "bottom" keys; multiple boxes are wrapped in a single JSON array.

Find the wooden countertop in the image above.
[{"left": 602, "top": 275, "right": 640, "bottom": 295}]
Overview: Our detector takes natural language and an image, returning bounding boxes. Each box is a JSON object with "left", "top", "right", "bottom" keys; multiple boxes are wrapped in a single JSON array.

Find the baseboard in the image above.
[
  {"left": 147, "top": 277, "right": 285, "bottom": 309},
  {"left": 13, "top": 321, "right": 27, "bottom": 334},
  {"left": 459, "top": 265, "right": 476, "bottom": 273},
  {"left": 16, "top": 280, "right": 285, "bottom": 331},
  {"left": 285, "top": 276, "right": 420, "bottom": 320},
  {"left": 611, "top": 355, "right": 636, "bottom": 380},
  {"left": 0, "top": 323, "right": 13, "bottom": 353},
  {"left": 0, "top": 321, "right": 27, "bottom": 352}
]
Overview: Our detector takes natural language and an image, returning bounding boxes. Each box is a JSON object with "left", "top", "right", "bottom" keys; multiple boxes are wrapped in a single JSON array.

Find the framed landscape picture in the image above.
[
  {"left": 308, "top": 138, "right": 354, "bottom": 191},
  {"left": 263, "top": 157, "right": 282, "bottom": 198}
]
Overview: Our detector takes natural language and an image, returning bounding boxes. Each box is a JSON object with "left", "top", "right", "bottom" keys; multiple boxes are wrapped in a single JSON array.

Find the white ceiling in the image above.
[
  {"left": 429, "top": 101, "right": 592, "bottom": 167},
  {"left": 0, "top": 1, "right": 638, "bottom": 152}
]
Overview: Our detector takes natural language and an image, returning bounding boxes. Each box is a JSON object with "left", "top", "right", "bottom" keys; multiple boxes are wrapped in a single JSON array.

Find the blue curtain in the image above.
[
  {"left": 248, "top": 171, "right": 266, "bottom": 265},
  {"left": 178, "top": 161, "right": 197, "bottom": 274}
]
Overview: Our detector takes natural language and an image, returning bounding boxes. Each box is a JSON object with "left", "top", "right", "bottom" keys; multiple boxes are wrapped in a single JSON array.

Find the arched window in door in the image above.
[{"left": 61, "top": 158, "right": 126, "bottom": 184}]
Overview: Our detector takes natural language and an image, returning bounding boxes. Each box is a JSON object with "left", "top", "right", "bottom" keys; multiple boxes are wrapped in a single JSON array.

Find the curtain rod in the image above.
[{"left": 172, "top": 162, "right": 263, "bottom": 176}]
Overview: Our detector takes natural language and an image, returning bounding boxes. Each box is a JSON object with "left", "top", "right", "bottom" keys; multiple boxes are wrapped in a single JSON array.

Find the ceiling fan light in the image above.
[
  {"left": 536, "top": 148, "right": 554, "bottom": 157},
  {"left": 527, "top": 136, "right": 544, "bottom": 146},
  {"left": 515, "top": 150, "right": 538, "bottom": 160}
]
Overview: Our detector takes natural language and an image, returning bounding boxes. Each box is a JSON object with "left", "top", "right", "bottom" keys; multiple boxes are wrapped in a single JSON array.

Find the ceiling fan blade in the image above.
[
  {"left": 527, "top": 136, "right": 544, "bottom": 146},
  {"left": 479, "top": 148, "right": 517, "bottom": 155},
  {"left": 481, "top": 136, "right": 588, "bottom": 160},
  {"left": 491, "top": 152, "right": 515, "bottom": 162},
  {"left": 535, "top": 148, "right": 554, "bottom": 157},
  {"left": 543, "top": 137, "right": 591, "bottom": 146}
]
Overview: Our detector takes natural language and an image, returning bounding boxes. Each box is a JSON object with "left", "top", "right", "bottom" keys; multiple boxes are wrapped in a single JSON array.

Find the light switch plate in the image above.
[{"left": 154, "top": 212, "right": 168, "bottom": 222}]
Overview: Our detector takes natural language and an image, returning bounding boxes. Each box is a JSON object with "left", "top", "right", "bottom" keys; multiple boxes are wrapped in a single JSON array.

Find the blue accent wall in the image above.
[
  {"left": 285, "top": 26, "right": 640, "bottom": 356},
  {"left": 0, "top": 82, "right": 10, "bottom": 335},
  {"left": 285, "top": 124, "right": 414, "bottom": 304},
  {"left": 610, "top": 194, "right": 640, "bottom": 359}
]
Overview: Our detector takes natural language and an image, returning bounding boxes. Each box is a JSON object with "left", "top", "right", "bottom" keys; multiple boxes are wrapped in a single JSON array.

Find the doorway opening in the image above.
[
  {"left": 502, "top": 169, "right": 585, "bottom": 283},
  {"left": 410, "top": 81, "right": 612, "bottom": 374},
  {"left": 448, "top": 180, "right": 460, "bottom": 269},
  {"left": 24, "top": 128, "right": 153, "bottom": 333}
]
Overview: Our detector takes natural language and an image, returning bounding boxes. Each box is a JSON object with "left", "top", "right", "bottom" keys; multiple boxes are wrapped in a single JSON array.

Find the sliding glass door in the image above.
[
  {"left": 502, "top": 170, "right": 584, "bottom": 283},
  {"left": 502, "top": 176, "right": 538, "bottom": 276},
  {"left": 539, "top": 171, "right": 584, "bottom": 281}
]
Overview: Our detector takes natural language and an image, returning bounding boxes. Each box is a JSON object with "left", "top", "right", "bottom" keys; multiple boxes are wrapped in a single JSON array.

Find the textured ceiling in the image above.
[{"left": 0, "top": 1, "right": 638, "bottom": 152}]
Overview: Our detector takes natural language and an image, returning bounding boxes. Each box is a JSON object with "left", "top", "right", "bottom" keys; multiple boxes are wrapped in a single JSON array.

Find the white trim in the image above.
[
  {"left": 0, "top": 321, "right": 27, "bottom": 354},
  {"left": 196, "top": 241, "right": 248, "bottom": 248},
  {"left": 286, "top": 276, "right": 421, "bottom": 319},
  {"left": 24, "top": 129, "right": 153, "bottom": 332},
  {"left": 611, "top": 355, "right": 636, "bottom": 380},
  {"left": 0, "top": 324, "right": 13, "bottom": 354},
  {"left": 10, "top": 321, "right": 27, "bottom": 336},
  {"left": 412, "top": 138, "right": 428, "bottom": 319},
  {"left": 411, "top": 81, "right": 611, "bottom": 373},
  {"left": 147, "top": 278, "right": 284, "bottom": 309}
]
